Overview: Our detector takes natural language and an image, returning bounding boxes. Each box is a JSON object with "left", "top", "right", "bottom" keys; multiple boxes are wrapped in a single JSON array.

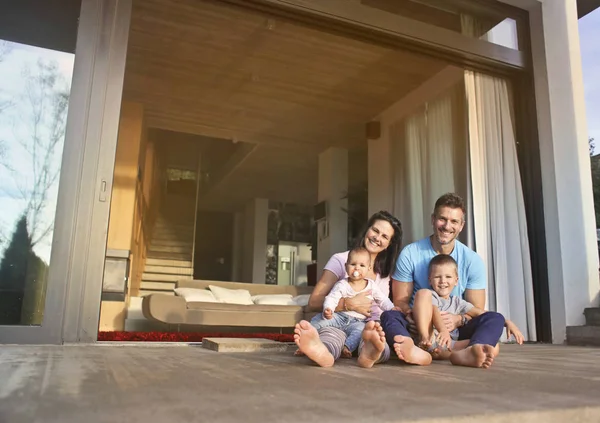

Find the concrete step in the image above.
[
  {"left": 144, "top": 265, "right": 193, "bottom": 276},
  {"left": 153, "top": 223, "right": 194, "bottom": 232},
  {"left": 148, "top": 245, "right": 192, "bottom": 254},
  {"left": 145, "top": 258, "right": 193, "bottom": 268},
  {"left": 140, "top": 281, "right": 176, "bottom": 291},
  {"left": 142, "top": 272, "right": 192, "bottom": 282},
  {"left": 566, "top": 325, "right": 600, "bottom": 346},
  {"left": 584, "top": 308, "right": 600, "bottom": 326}
]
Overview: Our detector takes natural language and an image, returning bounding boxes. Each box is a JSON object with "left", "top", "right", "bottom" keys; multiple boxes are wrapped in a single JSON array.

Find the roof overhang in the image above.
[{"left": 578, "top": 0, "right": 600, "bottom": 18}]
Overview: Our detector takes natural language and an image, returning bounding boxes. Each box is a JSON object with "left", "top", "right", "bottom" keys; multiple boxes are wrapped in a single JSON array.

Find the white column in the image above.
[
  {"left": 242, "top": 198, "right": 268, "bottom": 284},
  {"left": 530, "top": 0, "right": 599, "bottom": 342},
  {"left": 317, "top": 148, "right": 348, "bottom": 272},
  {"left": 368, "top": 136, "right": 393, "bottom": 217}
]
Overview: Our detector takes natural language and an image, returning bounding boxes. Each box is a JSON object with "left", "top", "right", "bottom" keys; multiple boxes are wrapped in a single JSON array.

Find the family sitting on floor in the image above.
[{"left": 293, "top": 193, "right": 524, "bottom": 369}]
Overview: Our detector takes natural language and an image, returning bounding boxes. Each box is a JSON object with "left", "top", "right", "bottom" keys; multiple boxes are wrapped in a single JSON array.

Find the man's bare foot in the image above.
[
  {"left": 393, "top": 335, "right": 432, "bottom": 365},
  {"left": 341, "top": 346, "right": 353, "bottom": 358},
  {"left": 294, "top": 320, "right": 335, "bottom": 367},
  {"left": 450, "top": 344, "right": 495, "bottom": 369},
  {"left": 358, "top": 321, "right": 386, "bottom": 368}
]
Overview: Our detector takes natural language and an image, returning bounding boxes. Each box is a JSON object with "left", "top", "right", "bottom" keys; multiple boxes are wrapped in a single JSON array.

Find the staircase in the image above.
[
  {"left": 139, "top": 195, "right": 196, "bottom": 296},
  {"left": 566, "top": 308, "right": 600, "bottom": 346}
]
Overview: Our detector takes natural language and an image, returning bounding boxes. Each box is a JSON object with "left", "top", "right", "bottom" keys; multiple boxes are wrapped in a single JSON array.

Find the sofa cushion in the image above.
[
  {"left": 251, "top": 294, "right": 295, "bottom": 305},
  {"left": 185, "top": 302, "right": 302, "bottom": 312},
  {"left": 209, "top": 285, "right": 253, "bottom": 305},
  {"left": 292, "top": 294, "right": 311, "bottom": 306},
  {"left": 174, "top": 287, "right": 220, "bottom": 303}
]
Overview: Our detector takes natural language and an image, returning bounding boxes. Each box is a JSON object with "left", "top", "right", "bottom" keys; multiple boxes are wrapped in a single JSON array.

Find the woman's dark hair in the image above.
[{"left": 352, "top": 211, "right": 402, "bottom": 278}]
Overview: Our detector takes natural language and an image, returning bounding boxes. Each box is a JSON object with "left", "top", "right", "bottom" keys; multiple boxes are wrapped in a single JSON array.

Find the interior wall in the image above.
[
  {"left": 242, "top": 199, "right": 268, "bottom": 283},
  {"left": 194, "top": 211, "right": 234, "bottom": 282}
]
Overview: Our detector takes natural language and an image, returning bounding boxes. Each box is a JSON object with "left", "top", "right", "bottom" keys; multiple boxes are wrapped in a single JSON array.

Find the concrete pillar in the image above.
[
  {"left": 368, "top": 136, "right": 393, "bottom": 217},
  {"left": 530, "top": 0, "right": 599, "bottom": 342},
  {"left": 242, "top": 198, "right": 268, "bottom": 284},
  {"left": 317, "top": 148, "right": 348, "bottom": 272},
  {"left": 231, "top": 211, "right": 244, "bottom": 281}
]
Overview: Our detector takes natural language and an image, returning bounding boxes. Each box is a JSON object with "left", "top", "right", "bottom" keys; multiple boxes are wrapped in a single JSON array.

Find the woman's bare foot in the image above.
[
  {"left": 357, "top": 321, "right": 386, "bottom": 368},
  {"left": 341, "top": 346, "right": 353, "bottom": 358},
  {"left": 294, "top": 320, "right": 335, "bottom": 367},
  {"left": 393, "top": 335, "right": 432, "bottom": 365},
  {"left": 449, "top": 344, "right": 495, "bottom": 369}
]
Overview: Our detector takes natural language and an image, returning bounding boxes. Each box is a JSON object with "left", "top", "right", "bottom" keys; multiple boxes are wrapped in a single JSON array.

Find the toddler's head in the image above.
[{"left": 428, "top": 254, "right": 459, "bottom": 299}]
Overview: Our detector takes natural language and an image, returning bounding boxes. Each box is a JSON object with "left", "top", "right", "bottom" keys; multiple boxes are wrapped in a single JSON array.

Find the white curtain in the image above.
[
  {"left": 391, "top": 86, "right": 468, "bottom": 244},
  {"left": 465, "top": 71, "right": 537, "bottom": 341}
]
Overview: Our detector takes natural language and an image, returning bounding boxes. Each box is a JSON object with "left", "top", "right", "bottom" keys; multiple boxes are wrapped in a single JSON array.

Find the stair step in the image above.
[
  {"left": 566, "top": 325, "right": 600, "bottom": 346},
  {"left": 145, "top": 258, "right": 193, "bottom": 268},
  {"left": 142, "top": 272, "right": 192, "bottom": 282},
  {"left": 140, "top": 281, "right": 176, "bottom": 291},
  {"left": 148, "top": 240, "right": 193, "bottom": 248},
  {"left": 146, "top": 251, "right": 192, "bottom": 261},
  {"left": 144, "top": 265, "right": 193, "bottom": 275},
  {"left": 584, "top": 308, "right": 600, "bottom": 326},
  {"left": 139, "top": 289, "right": 175, "bottom": 297},
  {"left": 148, "top": 245, "right": 192, "bottom": 254},
  {"left": 153, "top": 224, "right": 194, "bottom": 231}
]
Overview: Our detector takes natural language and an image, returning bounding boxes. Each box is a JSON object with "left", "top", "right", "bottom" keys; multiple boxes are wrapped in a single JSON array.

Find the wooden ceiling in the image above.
[{"left": 123, "top": 0, "right": 448, "bottom": 210}]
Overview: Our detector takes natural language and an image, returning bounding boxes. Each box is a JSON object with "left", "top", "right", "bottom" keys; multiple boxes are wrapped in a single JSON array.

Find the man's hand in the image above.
[
  {"left": 345, "top": 291, "right": 373, "bottom": 318},
  {"left": 440, "top": 311, "right": 462, "bottom": 332},
  {"left": 323, "top": 308, "right": 334, "bottom": 320},
  {"left": 505, "top": 320, "right": 524, "bottom": 344},
  {"left": 436, "top": 330, "right": 452, "bottom": 349}
]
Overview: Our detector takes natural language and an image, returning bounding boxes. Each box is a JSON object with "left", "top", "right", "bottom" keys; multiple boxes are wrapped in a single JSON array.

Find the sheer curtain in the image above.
[
  {"left": 391, "top": 85, "right": 468, "bottom": 244},
  {"left": 464, "top": 71, "right": 537, "bottom": 341}
]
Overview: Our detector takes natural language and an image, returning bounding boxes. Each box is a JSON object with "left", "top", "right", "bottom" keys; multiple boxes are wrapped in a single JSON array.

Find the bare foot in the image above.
[
  {"left": 431, "top": 348, "right": 452, "bottom": 360},
  {"left": 417, "top": 332, "right": 432, "bottom": 351},
  {"left": 294, "top": 320, "right": 335, "bottom": 367},
  {"left": 341, "top": 346, "right": 353, "bottom": 358},
  {"left": 393, "top": 335, "right": 432, "bottom": 366},
  {"left": 450, "top": 344, "right": 495, "bottom": 369},
  {"left": 358, "top": 321, "right": 386, "bottom": 368}
]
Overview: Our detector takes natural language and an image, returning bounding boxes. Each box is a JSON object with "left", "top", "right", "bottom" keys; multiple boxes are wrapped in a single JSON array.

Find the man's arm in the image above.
[
  {"left": 392, "top": 279, "right": 413, "bottom": 314},
  {"left": 464, "top": 289, "right": 486, "bottom": 310}
]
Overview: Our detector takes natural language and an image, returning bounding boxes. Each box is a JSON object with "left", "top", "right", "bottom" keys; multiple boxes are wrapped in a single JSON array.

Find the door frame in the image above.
[{"left": 0, "top": 0, "right": 132, "bottom": 344}]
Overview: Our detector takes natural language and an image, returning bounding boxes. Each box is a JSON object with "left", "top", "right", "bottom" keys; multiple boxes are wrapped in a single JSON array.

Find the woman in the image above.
[{"left": 294, "top": 210, "right": 402, "bottom": 367}]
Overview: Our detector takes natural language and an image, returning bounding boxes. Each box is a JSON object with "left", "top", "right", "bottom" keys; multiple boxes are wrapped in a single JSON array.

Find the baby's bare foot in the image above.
[
  {"left": 341, "top": 346, "right": 353, "bottom": 358},
  {"left": 294, "top": 320, "right": 335, "bottom": 367},
  {"left": 358, "top": 321, "right": 386, "bottom": 368},
  {"left": 393, "top": 335, "right": 432, "bottom": 366}
]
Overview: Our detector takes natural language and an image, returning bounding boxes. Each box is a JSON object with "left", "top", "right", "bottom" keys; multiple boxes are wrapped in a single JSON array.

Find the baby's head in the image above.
[
  {"left": 346, "top": 247, "right": 370, "bottom": 281},
  {"left": 428, "top": 254, "right": 459, "bottom": 299}
]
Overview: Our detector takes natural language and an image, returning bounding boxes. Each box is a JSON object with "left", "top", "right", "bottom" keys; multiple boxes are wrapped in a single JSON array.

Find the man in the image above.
[{"left": 378, "top": 193, "right": 506, "bottom": 368}]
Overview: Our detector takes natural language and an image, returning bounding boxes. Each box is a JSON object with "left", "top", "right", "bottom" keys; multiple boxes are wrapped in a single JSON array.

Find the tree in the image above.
[{"left": 1, "top": 59, "right": 70, "bottom": 249}]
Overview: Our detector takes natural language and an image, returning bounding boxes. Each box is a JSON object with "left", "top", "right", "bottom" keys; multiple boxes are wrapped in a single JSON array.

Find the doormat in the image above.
[{"left": 98, "top": 331, "right": 294, "bottom": 343}]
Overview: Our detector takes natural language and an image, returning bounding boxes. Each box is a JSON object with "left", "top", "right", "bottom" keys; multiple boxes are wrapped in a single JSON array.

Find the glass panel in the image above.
[
  {"left": 0, "top": 40, "right": 75, "bottom": 325},
  {"left": 362, "top": 0, "right": 521, "bottom": 51}
]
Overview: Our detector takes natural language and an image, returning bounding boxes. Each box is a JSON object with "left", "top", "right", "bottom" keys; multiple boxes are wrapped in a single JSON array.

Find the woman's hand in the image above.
[{"left": 345, "top": 291, "right": 373, "bottom": 318}]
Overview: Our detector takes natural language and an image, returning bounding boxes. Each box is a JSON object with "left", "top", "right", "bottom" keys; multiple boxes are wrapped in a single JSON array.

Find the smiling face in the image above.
[
  {"left": 429, "top": 262, "right": 459, "bottom": 299},
  {"left": 431, "top": 206, "right": 465, "bottom": 246},
  {"left": 363, "top": 219, "right": 394, "bottom": 255},
  {"left": 346, "top": 250, "right": 371, "bottom": 281}
]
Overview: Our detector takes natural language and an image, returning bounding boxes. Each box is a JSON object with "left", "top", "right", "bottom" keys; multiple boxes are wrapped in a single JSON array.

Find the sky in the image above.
[{"left": 579, "top": 9, "right": 600, "bottom": 153}]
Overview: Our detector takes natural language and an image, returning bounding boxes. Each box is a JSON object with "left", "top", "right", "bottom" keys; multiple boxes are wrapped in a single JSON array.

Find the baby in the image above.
[
  {"left": 413, "top": 254, "right": 523, "bottom": 361},
  {"left": 310, "top": 247, "right": 397, "bottom": 358}
]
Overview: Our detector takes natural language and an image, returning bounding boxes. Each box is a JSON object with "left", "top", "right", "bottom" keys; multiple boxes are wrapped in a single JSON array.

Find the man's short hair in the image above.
[
  {"left": 428, "top": 254, "right": 458, "bottom": 276},
  {"left": 433, "top": 193, "right": 466, "bottom": 218}
]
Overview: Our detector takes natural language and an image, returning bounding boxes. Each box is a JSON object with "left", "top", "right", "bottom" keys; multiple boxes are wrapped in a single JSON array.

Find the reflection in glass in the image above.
[{"left": 0, "top": 40, "right": 74, "bottom": 325}]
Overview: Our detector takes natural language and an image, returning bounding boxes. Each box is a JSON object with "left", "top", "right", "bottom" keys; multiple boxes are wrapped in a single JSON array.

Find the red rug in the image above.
[{"left": 98, "top": 331, "right": 294, "bottom": 343}]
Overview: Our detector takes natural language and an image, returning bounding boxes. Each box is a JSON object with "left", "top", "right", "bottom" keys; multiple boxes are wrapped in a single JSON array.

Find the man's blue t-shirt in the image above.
[{"left": 392, "top": 237, "right": 486, "bottom": 304}]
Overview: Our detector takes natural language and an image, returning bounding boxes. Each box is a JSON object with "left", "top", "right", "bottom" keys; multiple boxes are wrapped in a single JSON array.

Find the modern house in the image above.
[{"left": 0, "top": 0, "right": 598, "bottom": 345}]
